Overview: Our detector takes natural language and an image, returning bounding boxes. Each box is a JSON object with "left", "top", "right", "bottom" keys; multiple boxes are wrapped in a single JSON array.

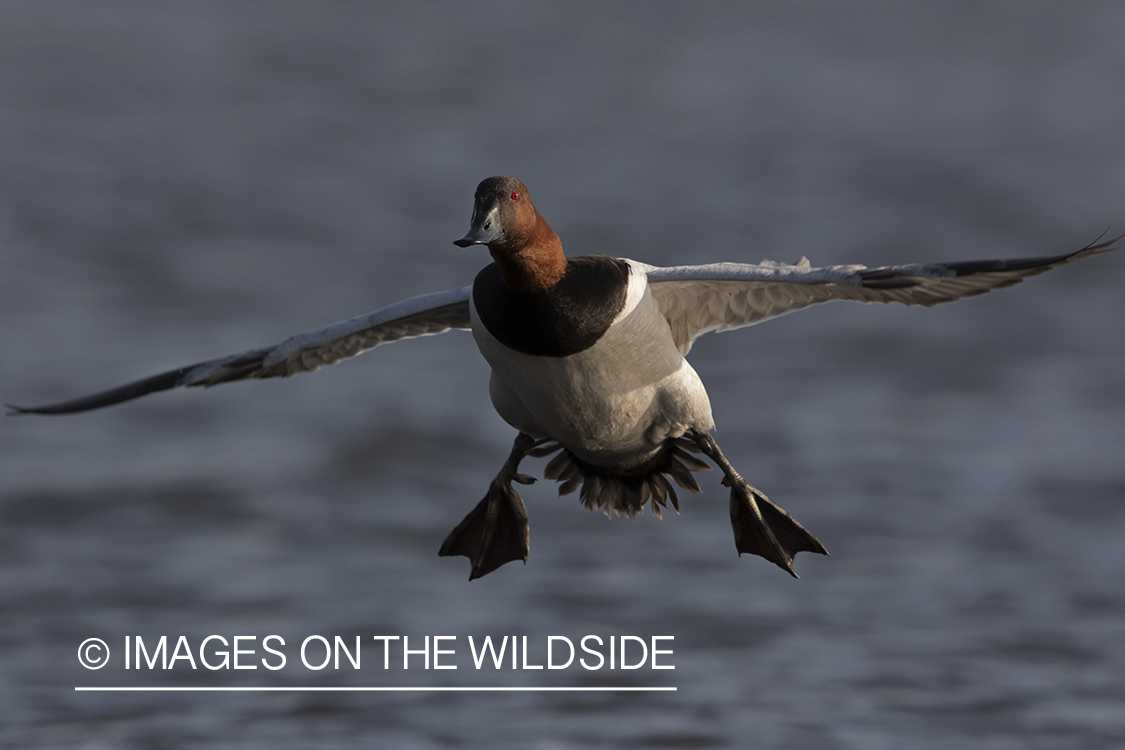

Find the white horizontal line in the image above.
[{"left": 75, "top": 686, "right": 676, "bottom": 693}]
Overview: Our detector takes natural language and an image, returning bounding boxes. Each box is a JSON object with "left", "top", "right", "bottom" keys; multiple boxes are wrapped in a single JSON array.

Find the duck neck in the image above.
[{"left": 490, "top": 214, "right": 567, "bottom": 293}]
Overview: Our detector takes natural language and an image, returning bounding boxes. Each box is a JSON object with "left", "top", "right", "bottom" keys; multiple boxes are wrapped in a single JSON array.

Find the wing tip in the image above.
[
  {"left": 862, "top": 229, "right": 1120, "bottom": 289},
  {"left": 1080, "top": 227, "right": 1123, "bottom": 256},
  {"left": 5, "top": 400, "right": 91, "bottom": 416},
  {"left": 3, "top": 364, "right": 200, "bottom": 416}
]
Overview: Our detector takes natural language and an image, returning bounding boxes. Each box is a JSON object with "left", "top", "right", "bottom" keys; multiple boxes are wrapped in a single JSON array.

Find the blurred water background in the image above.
[{"left": 1, "top": 2, "right": 1124, "bottom": 748}]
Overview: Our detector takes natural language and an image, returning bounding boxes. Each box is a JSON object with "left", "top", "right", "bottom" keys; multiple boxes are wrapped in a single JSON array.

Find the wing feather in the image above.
[
  {"left": 645, "top": 234, "right": 1119, "bottom": 354},
  {"left": 8, "top": 286, "right": 472, "bottom": 415}
]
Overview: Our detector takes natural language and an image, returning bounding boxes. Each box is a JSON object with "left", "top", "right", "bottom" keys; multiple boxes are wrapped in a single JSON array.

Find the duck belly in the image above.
[{"left": 471, "top": 289, "right": 713, "bottom": 471}]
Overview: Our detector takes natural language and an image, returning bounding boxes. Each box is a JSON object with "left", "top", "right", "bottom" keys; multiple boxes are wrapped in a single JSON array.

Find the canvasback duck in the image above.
[{"left": 9, "top": 176, "right": 1119, "bottom": 580}]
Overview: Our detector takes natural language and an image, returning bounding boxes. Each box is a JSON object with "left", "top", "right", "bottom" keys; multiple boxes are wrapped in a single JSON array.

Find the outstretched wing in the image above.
[
  {"left": 645, "top": 234, "right": 1119, "bottom": 354},
  {"left": 8, "top": 286, "right": 473, "bottom": 415}
]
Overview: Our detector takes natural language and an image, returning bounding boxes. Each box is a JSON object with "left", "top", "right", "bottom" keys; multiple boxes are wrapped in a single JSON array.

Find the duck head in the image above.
[
  {"left": 454, "top": 176, "right": 538, "bottom": 250},
  {"left": 454, "top": 176, "right": 566, "bottom": 292}
]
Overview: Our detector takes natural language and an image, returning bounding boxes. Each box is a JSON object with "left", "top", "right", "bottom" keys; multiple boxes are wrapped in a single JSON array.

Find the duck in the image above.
[{"left": 8, "top": 176, "right": 1119, "bottom": 580}]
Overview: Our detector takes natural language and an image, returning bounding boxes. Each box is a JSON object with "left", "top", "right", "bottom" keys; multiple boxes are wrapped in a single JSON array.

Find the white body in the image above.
[{"left": 470, "top": 261, "right": 714, "bottom": 471}]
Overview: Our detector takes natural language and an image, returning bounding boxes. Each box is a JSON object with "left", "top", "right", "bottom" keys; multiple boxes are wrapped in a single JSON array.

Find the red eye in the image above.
[{"left": 510, "top": 191, "right": 520, "bottom": 201}]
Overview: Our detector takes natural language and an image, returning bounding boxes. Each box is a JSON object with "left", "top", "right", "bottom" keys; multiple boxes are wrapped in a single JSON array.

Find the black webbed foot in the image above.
[
  {"left": 438, "top": 433, "right": 539, "bottom": 580},
  {"left": 692, "top": 430, "right": 828, "bottom": 577},
  {"left": 727, "top": 479, "right": 827, "bottom": 577},
  {"left": 438, "top": 480, "right": 530, "bottom": 580}
]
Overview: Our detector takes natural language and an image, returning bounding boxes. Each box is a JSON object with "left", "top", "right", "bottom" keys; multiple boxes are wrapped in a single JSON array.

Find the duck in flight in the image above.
[{"left": 8, "top": 177, "right": 1118, "bottom": 579}]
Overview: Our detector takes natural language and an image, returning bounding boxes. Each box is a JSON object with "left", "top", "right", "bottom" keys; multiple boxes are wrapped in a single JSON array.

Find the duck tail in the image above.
[{"left": 540, "top": 437, "right": 710, "bottom": 520}]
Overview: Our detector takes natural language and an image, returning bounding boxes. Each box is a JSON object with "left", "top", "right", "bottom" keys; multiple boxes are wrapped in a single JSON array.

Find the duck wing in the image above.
[
  {"left": 8, "top": 286, "right": 472, "bottom": 415},
  {"left": 644, "top": 234, "right": 1118, "bottom": 354}
]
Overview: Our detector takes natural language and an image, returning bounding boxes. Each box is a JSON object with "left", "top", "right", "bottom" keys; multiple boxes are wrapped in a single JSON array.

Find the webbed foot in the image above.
[
  {"left": 692, "top": 430, "right": 828, "bottom": 577},
  {"left": 726, "top": 477, "right": 827, "bottom": 577},
  {"left": 438, "top": 432, "right": 538, "bottom": 580},
  {"left": 439, "top": 480, "right": 530, "bottom": 580}
]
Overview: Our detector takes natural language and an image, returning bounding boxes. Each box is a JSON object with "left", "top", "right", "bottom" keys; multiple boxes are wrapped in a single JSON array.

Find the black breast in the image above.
[{"left": 473, "top": 255, "right": 632, "bottom": 357}]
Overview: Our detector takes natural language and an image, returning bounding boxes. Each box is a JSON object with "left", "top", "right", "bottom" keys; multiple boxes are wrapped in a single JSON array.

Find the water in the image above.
[{"left": 2, "top": 2, "right": 1124, "bottom": 747}]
